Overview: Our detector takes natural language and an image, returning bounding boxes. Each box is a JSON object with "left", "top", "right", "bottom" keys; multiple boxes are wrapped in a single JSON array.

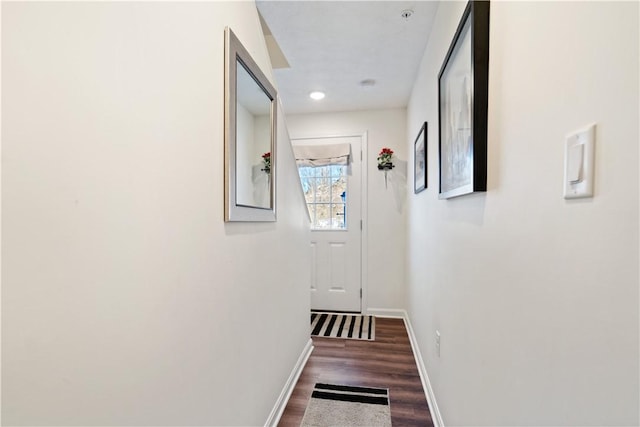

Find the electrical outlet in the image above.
[{"left": 435, "top": 330, "right": 441, "bottom": 357}]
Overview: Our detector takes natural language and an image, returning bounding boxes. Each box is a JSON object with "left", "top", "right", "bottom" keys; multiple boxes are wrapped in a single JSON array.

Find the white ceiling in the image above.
[{"left": 256, "top": 1, "right": 440, "bottom": 115}]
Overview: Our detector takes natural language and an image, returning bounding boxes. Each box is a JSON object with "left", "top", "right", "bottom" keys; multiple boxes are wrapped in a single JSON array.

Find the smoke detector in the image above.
[{"left": 401, "top": 9, "right": 414, "bottom": 20}]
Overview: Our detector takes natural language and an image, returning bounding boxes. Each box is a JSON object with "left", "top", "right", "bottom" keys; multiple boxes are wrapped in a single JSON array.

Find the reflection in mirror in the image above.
[
  {"left": 235, "top": 60, "right": 272, "bottom": 209},
  {"left": 224, "top": 27, "right": 277, "bottom": 222}
]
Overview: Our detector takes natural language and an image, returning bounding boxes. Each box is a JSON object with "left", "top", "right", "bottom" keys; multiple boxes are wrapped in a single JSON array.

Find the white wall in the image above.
[
  {"left": 2, "top": 2, "right": 310, "bottom": 425},
  {"left": 406, "top": 1, "right": 639, "bottom": 426},
  {"left": 285, "top": 109, "right": 407, "bottom": 312}
]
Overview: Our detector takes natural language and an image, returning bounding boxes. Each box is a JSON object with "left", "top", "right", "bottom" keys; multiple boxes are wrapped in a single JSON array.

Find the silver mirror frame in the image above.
[{"left": 224, "top": 27, "right": 277, "bottom": 222}]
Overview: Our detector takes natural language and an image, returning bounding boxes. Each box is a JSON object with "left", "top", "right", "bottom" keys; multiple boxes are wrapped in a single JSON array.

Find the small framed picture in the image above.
[{"left": 414, "top": 122, "right": 427, "bottom": 194}]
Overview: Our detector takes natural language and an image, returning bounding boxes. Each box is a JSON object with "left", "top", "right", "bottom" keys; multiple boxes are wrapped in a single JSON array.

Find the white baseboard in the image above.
[
  {"left": 366, "top": 307, "right": 406, "bottom": 318},
  {"left": 264, "top": 338, "right": 313, "bottom": 427},
  {"left": 401, "top": 310, "right": 444, "bottom": 427}
]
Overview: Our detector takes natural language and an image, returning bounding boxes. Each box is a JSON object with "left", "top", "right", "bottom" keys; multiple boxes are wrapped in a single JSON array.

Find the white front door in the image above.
[{"left": 292, "top": 135, "right": 363, "bottom": 312}]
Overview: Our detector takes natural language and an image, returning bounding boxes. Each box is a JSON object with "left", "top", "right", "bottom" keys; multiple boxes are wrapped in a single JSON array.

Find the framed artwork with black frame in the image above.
[
  {"left": 438, "top": 0, "right": 490, "bottom": 199},
  {"left": 414, "top": 122, "right": 427, "bottom": 194}
]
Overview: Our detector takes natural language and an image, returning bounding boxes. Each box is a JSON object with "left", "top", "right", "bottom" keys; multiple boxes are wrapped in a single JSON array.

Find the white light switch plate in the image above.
[{"left": 564, "top": 124, "right": 595, "bottom": 199}]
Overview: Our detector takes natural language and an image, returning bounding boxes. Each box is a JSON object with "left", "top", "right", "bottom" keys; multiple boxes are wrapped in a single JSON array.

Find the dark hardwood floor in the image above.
[{"left": 278, "top": 317, "right": 433, "bottom": 426}]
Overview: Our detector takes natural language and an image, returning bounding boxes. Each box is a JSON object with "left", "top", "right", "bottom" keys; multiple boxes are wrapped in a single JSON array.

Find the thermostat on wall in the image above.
[{"left": 564, "top": 123, "right": 596, "bottom": 199}]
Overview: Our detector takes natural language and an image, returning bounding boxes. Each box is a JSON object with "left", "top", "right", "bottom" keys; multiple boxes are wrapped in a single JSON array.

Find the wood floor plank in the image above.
[{"left": 278, "top": 317, "right": 433, "bottom": 426}]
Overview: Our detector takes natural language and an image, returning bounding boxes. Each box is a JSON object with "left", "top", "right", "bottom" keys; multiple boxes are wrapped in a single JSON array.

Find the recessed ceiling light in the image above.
[{"left": 309, "top": 91, "right": 325, "bottom": 100}]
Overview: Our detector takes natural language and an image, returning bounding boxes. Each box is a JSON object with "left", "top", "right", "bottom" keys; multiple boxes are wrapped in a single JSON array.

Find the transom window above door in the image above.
[{"left": 298, "top": 165, "right": 347, "bottom": 230}]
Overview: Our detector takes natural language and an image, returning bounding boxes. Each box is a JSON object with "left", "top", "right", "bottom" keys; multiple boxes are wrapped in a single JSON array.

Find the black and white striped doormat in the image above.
[{"left": 310, "top": 312, "right": 375, "bottom": 340}]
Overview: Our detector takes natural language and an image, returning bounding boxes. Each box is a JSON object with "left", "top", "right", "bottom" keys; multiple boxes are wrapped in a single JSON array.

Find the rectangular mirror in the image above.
[{"left": 224, "top": 27, "right": 277, "bottom": 221}]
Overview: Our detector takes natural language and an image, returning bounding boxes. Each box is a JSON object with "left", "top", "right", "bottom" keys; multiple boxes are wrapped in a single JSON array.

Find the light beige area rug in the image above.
[{"left": 301, "top": 383, "right": 391, "bottom": 427}]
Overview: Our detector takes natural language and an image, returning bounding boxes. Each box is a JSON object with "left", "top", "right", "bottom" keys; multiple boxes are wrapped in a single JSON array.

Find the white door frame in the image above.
[{"left": 291, "top": 132, "right": 368, "bottom": 314}]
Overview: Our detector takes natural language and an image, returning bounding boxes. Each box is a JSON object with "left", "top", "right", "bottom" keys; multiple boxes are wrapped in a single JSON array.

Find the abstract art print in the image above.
[{"left": 438, "top": 1, "right": 490, "bottom": 199}]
